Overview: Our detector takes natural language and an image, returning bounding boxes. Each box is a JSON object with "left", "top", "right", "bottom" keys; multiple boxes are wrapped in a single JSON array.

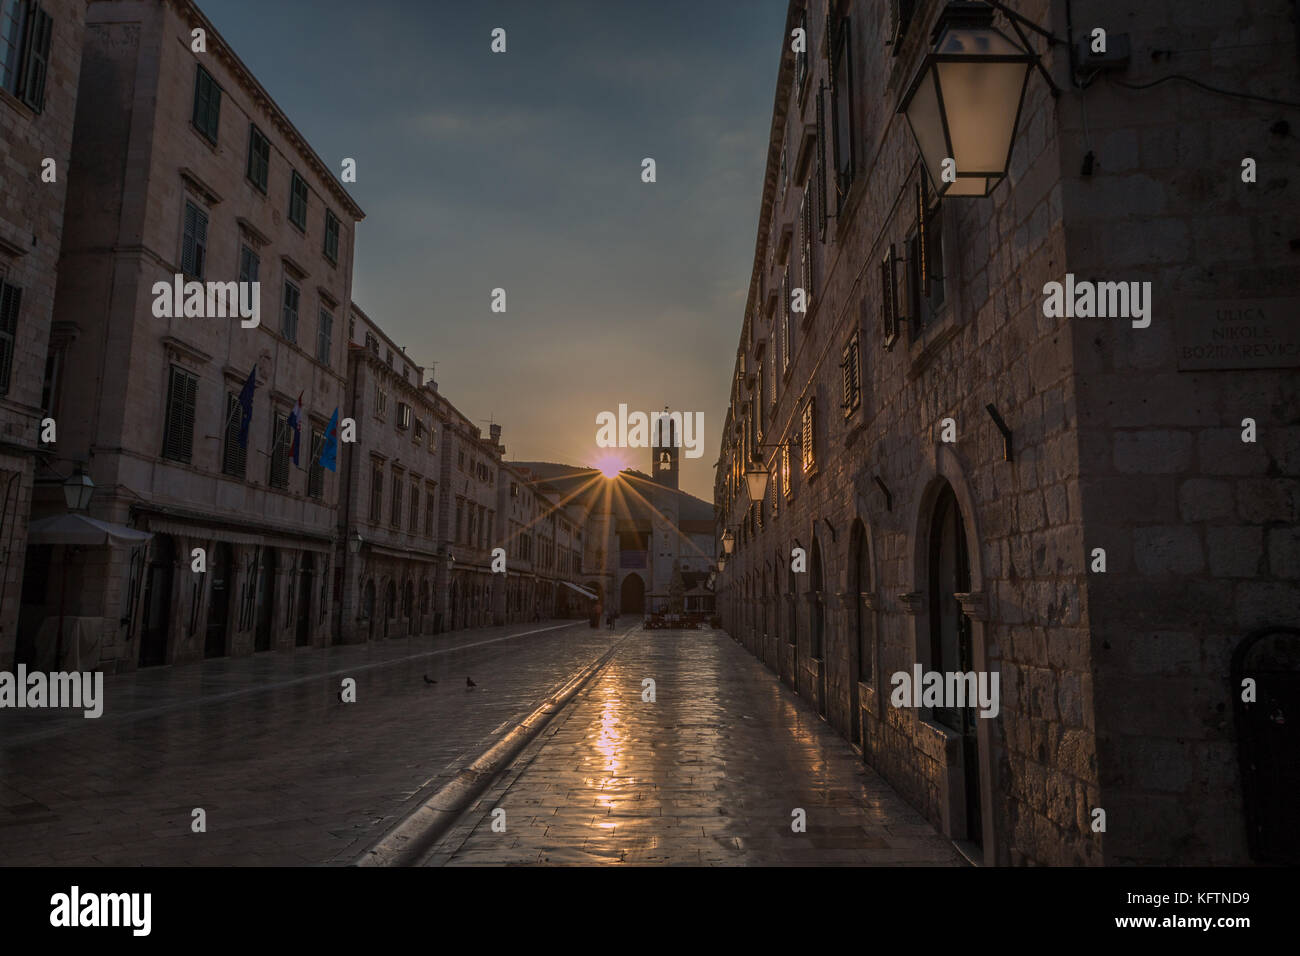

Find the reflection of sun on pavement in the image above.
[{"left": 592, "top": 676, "right": 624, "bottom": 794}]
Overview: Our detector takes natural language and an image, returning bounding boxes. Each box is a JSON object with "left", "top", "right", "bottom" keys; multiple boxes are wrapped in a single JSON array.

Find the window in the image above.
[
  {"left": 369, "top": 460, "right": 383, "bottom": 522},
  {"left": 794, "top": 7, "right": 808, "bottom": 101},
  {"left": 779, "top": 141, "right": 787, "bottom": 200},
  {"left": 801, "top": 398, "right": 817, "bottom": 477},
  {"left": 414, "top": 418, "right": 426, "bottom": 442},
  {"left": 816, "top": 88, "right": 827, "bottom": 238},
  {"left": 238, "top": 244, "right": 259, "bottom": 283},
  {"left": 2, "top": 0, "right": 49, "bottom": 110},
  {"left": 781, "top": 265, "right": 793, "bottom": 374},
  {"left": 269, "top": 411, "right": 290, "bottom": 490},
  {"left": 281, "top": 279, "right": 299, "bottom": 342},
  {"left": 390, "top": 471, "right": 403, "bottom": 527},
  {"left": 908, "top": 184, "right": 946, "bottom": 330},
  {"left": 782, "top": 440, "right": 793, "bottom": 500},
  {"left": 221, "top": 391, "right": 246, "bottom": 477},
  {"left": 324, "top": 210, "right": 340, "bottom": 263},
  {"left": 375, "top": 386, "right": 387, "bottom": 419},
  {"left": 396, "top": 402, "right": 411, "bottom": 430},
  {"left": 163, "top": 366, "right": 198, "bottom": 463},
  {"left": 288, "top": 171, "right": 308, "bottom": 230},
  {"left": 0, "top": 279, "right": 19, "bottom": 396},
  {"left": 425, "top": 487, "right": 436, "bottom": 537},
  {"left": 364, "top": 332, "right": 378, "bottom": 355},
  {"left": 181, "top": 201, "right": 208, "bottom": 278},
  {"left": 409, "top": 480, "right": 419, "bottom": 531},
  {"left": 455, "top": 496, "right": 464, "bottom": 543},
  {"left": 308, "top": 423, "right": 325, "bottom": 499},
  {"left": 829, "top": 17, "right": 855, "bottom": 212},
  {"left": 800, "top": 182, "right": 813, "bottom": 310},
  {"left": 192, "top": 64, "right": 221, "bottom": 144},
  {"left": 316, "top": 309, "right": 333, "bottom": 365},
  {"left": 246, "top": 124, "right": 270, "bottom": 192},
  {"left": 842, "top": 332, "right": 861, "bottom": 416},
  {"left": 0, "top": 0, "right": 27, "bottom": 95}
]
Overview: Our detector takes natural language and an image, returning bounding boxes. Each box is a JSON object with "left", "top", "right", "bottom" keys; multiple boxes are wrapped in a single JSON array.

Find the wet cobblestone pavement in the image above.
[
  {"left": 427, "top": 627, "right": 963, "bottom": 866},
  {"left": 0, "top": 620, "right": 623, "bottom": 865}
]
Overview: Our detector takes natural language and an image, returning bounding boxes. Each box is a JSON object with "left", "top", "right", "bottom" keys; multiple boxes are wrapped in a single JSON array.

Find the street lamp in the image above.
[
  {"left": 717, "top": 557, "right": 726, "bottom": 573},
  {"left": 63, "top": 468, "right": 94, "bottom": 511},
  {"left": 348, "top": 531, "right": 363, "bottom": 554},
  {"left": 744, "top": 460, "right": 770, "bottom": 503},
  {"left": 721, "top": 529, "right": 735, "bottom": 555},
  {"left": 898, "top": 2, "right": 1033, "bottom": 198}
]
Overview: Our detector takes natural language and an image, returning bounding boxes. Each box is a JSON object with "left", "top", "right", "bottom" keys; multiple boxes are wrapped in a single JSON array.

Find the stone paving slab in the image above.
[
  {"left": 0, "top": 619, "right": 625, "bottom": 865},
  {"left": 427, "top": 627, "right": 964, "bottom": 867}
]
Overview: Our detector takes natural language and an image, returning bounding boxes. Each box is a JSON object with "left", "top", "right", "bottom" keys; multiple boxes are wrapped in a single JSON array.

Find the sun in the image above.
[{"left": 593, "top": 453, "right": 626, "bottom": 479}]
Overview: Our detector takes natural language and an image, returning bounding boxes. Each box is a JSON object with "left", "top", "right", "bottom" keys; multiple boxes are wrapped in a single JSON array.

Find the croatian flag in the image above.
[
  {"left": 319, "top": 407, "right": 340, "bottom": 472},
  {"left": 287, "top": 392, "right": 303, "bottom": 466}
]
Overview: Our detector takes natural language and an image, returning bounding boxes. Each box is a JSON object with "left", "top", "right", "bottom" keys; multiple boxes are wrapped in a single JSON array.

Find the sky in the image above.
[{"left": 200, "top": 0, "right": 788, "bottom": 501}]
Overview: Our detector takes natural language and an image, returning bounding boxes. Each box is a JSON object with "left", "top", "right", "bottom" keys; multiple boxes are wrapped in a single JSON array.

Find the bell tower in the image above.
[{"left": 651, "top": 407, "right": 680, "bottom": 490}]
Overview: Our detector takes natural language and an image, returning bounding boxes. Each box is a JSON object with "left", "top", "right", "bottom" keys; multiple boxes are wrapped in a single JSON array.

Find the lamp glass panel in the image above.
[
  {"left": 935, "top": 58, "right": 1030, "bottom": 173},
  {"left": 903, "top": 70, "right": 948, "bottom": 189},
  {"left": 745, "top": 471, "right": 770, "bottom": 502},
  {"left": 947, "top": 176, "right": 990, "bottom": 196}
]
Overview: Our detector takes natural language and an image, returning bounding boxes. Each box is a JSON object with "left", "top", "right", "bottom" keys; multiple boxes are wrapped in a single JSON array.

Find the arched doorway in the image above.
[
  {"left": 296, "top": 552, "right": 314, "bottom": 647},
  {"left": 204, "top": 542, "right": 233, "bottom": 658},
  {"left": 849, "top": 520, "right": 872, "bottom": 746},
  {"left": 1233, "top": 626, "right": 1300, "bottom": 863},
  {"left": 419, "top": 579, "right": 431, "bottom": 635},
  {"left": 139, "top": 534, "right": 175, "bottom": 667},
  {"left": 384, "top": 579, "right": 397, "bottom": 638},
  {"left": 362, "top": 577, "right": 376, "bottom": 640},
  {"left": 254, "top": 547, "right": 277, "bottom": 651},
  {"left": 929, "top": 481, "right": 980, "bottom": 846},
  {"left": 810, "top": 539, "right": 827, "bottom": 717},
  {"left": 403, "top": 579, "right": 415, "bottom": 633},
  {"left": 620, "top": 573, "right": 645, "bottom": 615}
]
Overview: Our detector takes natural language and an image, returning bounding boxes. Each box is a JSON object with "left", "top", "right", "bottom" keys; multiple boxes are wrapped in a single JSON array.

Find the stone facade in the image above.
[
  {"left": 29, "top": 0, "right": 362, "bottom": 669},
  {"left": 0, "top": 0, "right": 87, "bottom": 668},
  {"left": 716, "top": 0, "right": 1298, "bottom": 866}
]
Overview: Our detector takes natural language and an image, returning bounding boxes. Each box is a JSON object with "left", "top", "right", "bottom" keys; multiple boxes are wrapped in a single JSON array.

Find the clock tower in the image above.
[{"left": 651, "top": 408, "right": 680, "bottom": 491}]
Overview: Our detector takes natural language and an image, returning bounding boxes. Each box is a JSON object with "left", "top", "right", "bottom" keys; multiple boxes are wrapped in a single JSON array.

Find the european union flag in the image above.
[
  {"left": 320, "top": 407, "right": 340, "bottom": 472},
  {"left": 237, "top": 366, "right": 256, "bottom": 448}
]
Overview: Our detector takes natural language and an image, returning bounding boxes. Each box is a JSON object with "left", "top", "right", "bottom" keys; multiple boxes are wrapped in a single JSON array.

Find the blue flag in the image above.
[
  {"left": 237, "top": 366, "right": 256, "bottom": 448},
  {"left": 319, "top": 407, "right": 340, "bottom": 472}
]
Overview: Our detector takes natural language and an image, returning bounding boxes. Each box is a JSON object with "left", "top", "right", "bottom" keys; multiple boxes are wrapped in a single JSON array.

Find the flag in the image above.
[
  {"left": 236, "top": 366, "right": 256, "bottom": 448},
  {"left": 319, "top": 407, "right": 340, "bottom": 472},
  {"left": 287, "top": 391, "right": 303, "bottom": 466}
]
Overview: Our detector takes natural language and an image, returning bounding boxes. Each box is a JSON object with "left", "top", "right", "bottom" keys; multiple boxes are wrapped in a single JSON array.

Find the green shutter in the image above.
[{"left": 19, "top": 4, "right": 51, "bottom": 112}]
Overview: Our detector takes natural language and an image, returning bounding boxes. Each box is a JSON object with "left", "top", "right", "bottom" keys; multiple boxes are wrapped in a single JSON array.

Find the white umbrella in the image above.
[{"left": 26, "top": 513, "right": 153, "bottom": 546}]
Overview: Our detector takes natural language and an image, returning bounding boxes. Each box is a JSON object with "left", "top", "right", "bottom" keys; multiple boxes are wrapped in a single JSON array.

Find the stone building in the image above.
[
  {"left": 0, "top": 0, "right": 87, "bottom": 669},
  {"left": 440, "top": 406, "right": 504, "bottom": 631},
  {"left": 337, "top": 303, "right": 444, "bottom": 642},
  {"left": 496, "top": 463, "right": 588, "bottom": 624},
  {"left": 514, "top": 453, "right": 716, "bottom": 616},
  {"left": 25, "top": 0, "right": 362, "bottom": 669},
  {"left": 716, "top": 0, "right": 1298, "bottom": 866}
]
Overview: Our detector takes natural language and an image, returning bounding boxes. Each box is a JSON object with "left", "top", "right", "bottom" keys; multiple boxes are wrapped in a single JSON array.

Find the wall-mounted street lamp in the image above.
[
  {"left": 348, "top": 531, "right": 363, "bottom": 555},
  {"left": 898, "top": 2, "right": 1036, "bottom": 198},
  {"left": 717, "top": 556, "right": 727, "bottom": 573},
  {"left": 63, "top": 468, "right": 94, "bottom": 512},
  {"left": 721, "top": 529, "right": 735, "bottom": 555},
  {"left": 744, "top": 461, "right": 770, "bottom": 503}
]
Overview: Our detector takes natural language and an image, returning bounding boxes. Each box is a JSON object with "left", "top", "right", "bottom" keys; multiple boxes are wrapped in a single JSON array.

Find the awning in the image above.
[
  {"left": 27, "top": 513, "right": 153, "bottom": 547},
  {"left": 561, "top": 581, "right": 597, "bottom": 600}
]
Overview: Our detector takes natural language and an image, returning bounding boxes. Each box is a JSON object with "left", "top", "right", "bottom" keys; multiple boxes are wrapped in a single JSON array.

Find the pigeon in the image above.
[
  {"left": 466, "top": 676, "right": 477, "bottom": 690},
  {"left": 423, "top": 675, "right": 437, "bottom": 685}
]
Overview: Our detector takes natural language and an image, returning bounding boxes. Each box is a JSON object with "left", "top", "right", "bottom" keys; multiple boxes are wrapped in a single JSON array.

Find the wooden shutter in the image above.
[
  {"left": 164, "top": 367, "right": 196, "bottom": 462},
  {"left": 816, "top": 87, "right": 827, "bottom": 238},
  {"left": 780, "top": 272, "right": 790, "bottom": 372},
  {"left": 0, "top": 280, "right": 20, "bottom": 395},
  {"left": 917, "top": 178, "right": 929, "bottom": 296},
  {"left": 270, "top": 412, "right": 289, "bottom": 488},
  {"left": 881, "top": 245, "right": 899, "bottom": 350},
  {"left": 308, "top": 425, "right": 325, "bottom": 498},
  {"left": 841, "top": 333, "right": 860, "bottom": 413},
  {"left": 19, "top": 4, "right": 52, "bottom": 112},
  {"left": 222, "top": 392, "right": 247, "bottom": 477},
  {"left": 801, "top": 399, "right": 815, "bottom": 474}
]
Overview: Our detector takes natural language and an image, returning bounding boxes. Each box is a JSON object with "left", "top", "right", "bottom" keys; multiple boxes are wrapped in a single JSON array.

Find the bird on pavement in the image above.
[
  {"left": 423, "top": 675, "right": 437, "bottom": 685},
  {"left": 466, "top": 676, "right": 477, "bottom": 690}
]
